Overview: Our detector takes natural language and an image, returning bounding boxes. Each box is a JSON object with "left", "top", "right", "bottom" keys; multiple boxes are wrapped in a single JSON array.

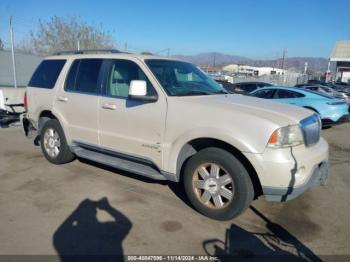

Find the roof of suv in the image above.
[{"left": 46, "top": 52, "right": 185, "bottom": 63}]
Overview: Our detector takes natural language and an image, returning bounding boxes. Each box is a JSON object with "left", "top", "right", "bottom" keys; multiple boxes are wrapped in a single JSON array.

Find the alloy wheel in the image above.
[{"left": 192, "top": 163, "right": 234, "bottom": 209}]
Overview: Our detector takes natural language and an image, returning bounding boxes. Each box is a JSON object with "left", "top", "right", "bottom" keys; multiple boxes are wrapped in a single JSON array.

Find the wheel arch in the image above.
[
  {"left": 176, "top": 137, "right": 263, "bottom": 198},
  {"left": 37, "top": 110, "right": 70, "bottom": 143},
  {"left": 38, "top": 110, "right": 57, "bottom": 130},
  {"left": 303, "top": 106, "right": 319, "bottom": 114}
]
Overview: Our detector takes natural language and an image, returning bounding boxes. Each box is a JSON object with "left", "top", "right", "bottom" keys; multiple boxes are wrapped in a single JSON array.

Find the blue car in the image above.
[{"left": 250, "top": 86, "right": 350, "bottom": 126}]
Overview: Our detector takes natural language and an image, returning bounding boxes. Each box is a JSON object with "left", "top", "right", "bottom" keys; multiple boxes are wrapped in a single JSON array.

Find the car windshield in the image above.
[{"left": 145, "top": 59, "right": 227, "bottom": 96}]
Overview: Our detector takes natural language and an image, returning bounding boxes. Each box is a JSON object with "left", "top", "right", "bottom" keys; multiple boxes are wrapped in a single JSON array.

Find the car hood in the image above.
[{"left": 176, "top": 94, "right": 313, "bottom": 126}]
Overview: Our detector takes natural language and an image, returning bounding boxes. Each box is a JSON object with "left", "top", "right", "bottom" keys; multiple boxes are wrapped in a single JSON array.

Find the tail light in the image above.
[{"left": 24, "top": 91, "right": 28, "bottom": 112}]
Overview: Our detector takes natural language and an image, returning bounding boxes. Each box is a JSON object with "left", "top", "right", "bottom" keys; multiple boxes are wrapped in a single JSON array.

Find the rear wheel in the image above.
[
  {"left": 40, "top": 119, "right": 75, "bottom": 164},
  {"left": 183, "top": 147, "right": 254, "bottom": 220}
]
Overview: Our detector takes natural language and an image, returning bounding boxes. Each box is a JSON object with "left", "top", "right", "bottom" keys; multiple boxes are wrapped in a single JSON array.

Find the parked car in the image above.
[
  {"left": 325, "top": 82, "right": 350, "bottom": 98},
  {"left": 215, "top": 80, "right": 236, "bottom": 93},
  {"left": 251, "top": 86, "right": 350, "bottom": 126},
  {"left": 23, "top": 50, "right": 329, "bottom": 220},
  {"left": 224, "top": 81, "right": 273, "bottom": 94},
  {"left": 298, "top": 85, "right": 349, "bottom": 101},
  {"left": 307, "top": 79, "right": 324, "bottom": 85},
  {"left": 0, "top": 90, "right": 23, "bottom": 127}
]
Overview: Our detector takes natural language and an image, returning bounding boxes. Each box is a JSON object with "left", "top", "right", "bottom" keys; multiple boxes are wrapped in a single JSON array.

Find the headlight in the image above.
[{"left": 267, "top": 125, "right": 304, "bottom": 148}]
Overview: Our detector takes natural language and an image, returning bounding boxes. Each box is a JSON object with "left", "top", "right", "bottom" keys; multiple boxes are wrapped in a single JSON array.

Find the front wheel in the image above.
[
  {"left": 183, "top": 147, "right": 254, "bottom": 220},
  {"left": 40, "top": 119, "right": 75, "bottom": 164}
]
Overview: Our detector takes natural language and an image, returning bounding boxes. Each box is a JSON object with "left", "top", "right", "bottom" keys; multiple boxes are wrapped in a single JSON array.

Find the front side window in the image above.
[
  {"left": 241, "top": 83, "right": 258, "bottom": 92},
  {"left": 65, "top": 59, "right": 103, "bottom": 94},
  {"left": 29, "top": 59, "right": 66, "bottom": 89},
  {"left": 104, "top": 60, "right": 155, "bottom": 98},
  {"left": 146, "top": 60, "right": 227, "bottom": 96},
  {"left": 253, "top": 89, "right": 275, "bottom": 99}
]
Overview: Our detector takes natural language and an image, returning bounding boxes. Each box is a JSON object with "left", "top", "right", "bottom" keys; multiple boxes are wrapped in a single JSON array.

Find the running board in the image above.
[{"left": 71, "top": 147, "right": 168, "bottom": 181}]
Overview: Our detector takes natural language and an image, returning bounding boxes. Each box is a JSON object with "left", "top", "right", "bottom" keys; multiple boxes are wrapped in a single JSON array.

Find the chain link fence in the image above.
[{"left": 219, "top": 73, "right": 313, "bottom": 87}]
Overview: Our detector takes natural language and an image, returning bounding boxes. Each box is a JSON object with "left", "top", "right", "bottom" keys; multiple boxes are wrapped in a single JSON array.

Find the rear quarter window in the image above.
[{"left": 28, "top": 60, "right": 66, "bottom": 89}]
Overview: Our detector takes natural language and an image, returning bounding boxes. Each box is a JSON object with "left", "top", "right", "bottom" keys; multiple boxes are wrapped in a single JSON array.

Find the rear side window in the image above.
[
  {"left": 28, "top": 60, "right": 66, "bottom": 89},
  {"left": 65, "top": 60, "right": 79, "bottom": 91},
  {"left": 276, "top": 90, "right": 305, "bottom": 99},
  {"left": 65, "top": 59, "right": 103, "bottom": 94}
]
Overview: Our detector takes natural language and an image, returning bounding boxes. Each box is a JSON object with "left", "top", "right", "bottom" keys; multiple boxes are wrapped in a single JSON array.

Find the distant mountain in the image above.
[
  {"left": 172, "top": 52, "right": 329, "bottom": 73},
  {"left": 244, "top": 57, "right": 330, "bottom": 73},
  {"left": 173, "top": 52, "right": 250, "bottom": 66}
]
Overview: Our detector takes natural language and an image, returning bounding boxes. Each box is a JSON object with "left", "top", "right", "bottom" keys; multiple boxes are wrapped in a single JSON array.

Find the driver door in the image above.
[{"left": 98, "top": 59, "right": 166, "bottom": 168}]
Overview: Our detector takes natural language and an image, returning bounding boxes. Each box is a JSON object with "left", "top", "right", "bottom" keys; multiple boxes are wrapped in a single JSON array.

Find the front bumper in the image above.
[
  {"left": 322, "top": 114, "right": 350, "bottom": 127},
  {"left": 243, "top": 137, "right": 329, "bottom": 202},
  {"left": 262, "top": 160, "right": 329, "bottom": 202}
]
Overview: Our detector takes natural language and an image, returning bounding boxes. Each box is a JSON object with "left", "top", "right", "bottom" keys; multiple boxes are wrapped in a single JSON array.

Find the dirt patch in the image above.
[
  {"left": 2, "top": 150, "right": 25, "bottom": 158},
  {"left": 271, "top": 196, "right": 322, "bottom": 241},
  {"left": 26, "top": 154, "right": 43, "bottom": 160},
  {"left": 329, "top": 144, "right": 350, "bottom": 154},
  {"left": 1, "top": 149, "right": 42, "bottom": 161},
  {"left": 34, "top": 199, "right": 63, "bottom": 213},
  {"left": 161, "top": 220, "right": 183, "bottom": 232},
  {"left": 120, "top": 194, "right": 148, "bottom": 205},
  {"left": 16, "top": 178, "right": 50, "bottom": 193}
]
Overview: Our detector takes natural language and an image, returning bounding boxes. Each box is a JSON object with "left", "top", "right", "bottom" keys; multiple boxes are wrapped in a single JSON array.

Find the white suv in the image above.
[{"left": 23, "top": 50, "right": 329, "bottom": 220}]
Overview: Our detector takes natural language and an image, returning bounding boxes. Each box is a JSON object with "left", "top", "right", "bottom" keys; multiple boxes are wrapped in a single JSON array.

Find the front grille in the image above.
[{"left": 300, "top": 114, "right": 321, "bottom": 146}]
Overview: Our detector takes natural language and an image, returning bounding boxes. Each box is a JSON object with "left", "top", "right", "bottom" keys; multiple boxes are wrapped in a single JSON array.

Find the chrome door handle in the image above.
[
  {"left": 57, "top": 96, "right": 68, "bottom": 102},
  {"left": 102, "top": 103, "right": 117, "bottom": 110}
]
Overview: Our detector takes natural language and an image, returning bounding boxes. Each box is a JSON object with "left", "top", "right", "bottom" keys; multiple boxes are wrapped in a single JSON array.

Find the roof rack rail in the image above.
[{"left": 53, "top": 49, "right": 122, "bottom": 55}]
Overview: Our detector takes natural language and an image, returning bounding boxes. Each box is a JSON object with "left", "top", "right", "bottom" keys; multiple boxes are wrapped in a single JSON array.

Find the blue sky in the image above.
[{"left": 0, "top": 0, "right": 349, "bottom": 58}]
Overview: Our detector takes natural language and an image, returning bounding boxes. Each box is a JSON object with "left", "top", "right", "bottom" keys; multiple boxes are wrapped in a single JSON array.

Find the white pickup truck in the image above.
[{"left": 22, "top": 50, "right": 329, "bottom": 220}]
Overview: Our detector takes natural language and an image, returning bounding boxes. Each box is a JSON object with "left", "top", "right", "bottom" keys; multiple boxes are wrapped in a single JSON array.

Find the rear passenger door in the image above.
[
  {"left": 54, "top": 59, "right": 103, "bottom": 145},
  {"left": 273, "top": 89, "right": 305, "bottom": 105},
  {"left": 98, "top": 59, "right": 166, "bottom": 168}
]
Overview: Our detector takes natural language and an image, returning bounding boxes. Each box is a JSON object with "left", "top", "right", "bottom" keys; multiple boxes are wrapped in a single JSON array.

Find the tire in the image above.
[
  {"left": 183, "top": 147, "right": 254, "bottom": 220},
  {"left": 40, "top": 119, "right": 75, "bottom": 164}
]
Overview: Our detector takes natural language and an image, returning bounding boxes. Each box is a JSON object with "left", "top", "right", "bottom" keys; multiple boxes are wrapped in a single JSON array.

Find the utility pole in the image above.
[
  {"left": 124, "top": 42, "right": 128, "bottom": 52},
  {"left": 326, "top": 59, "right": 331, "bottom": 82},
  {"left": 9, "top": 16, "right": 17, "bottom": 88},
  {"left": 281, "top": 50, "right": 286, "bottom": 70},
  {"left": 213, "top": 52, "right": 216, "bottom": 67},
  {"left": 167, "top": 48, "right": 170, "bottom": 57},
  {"left": 77, "top": 33, "right": 81, "bottom": 51},
  {"left": 304, "top": 62, "right": 308, "bottom": 74}
]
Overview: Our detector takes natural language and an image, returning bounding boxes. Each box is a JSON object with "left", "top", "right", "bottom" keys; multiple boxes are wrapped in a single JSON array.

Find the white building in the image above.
[
  {"left": 222, "top": 64, "right": 287, "bottom": 76},
  {"left": 330, "top": 40, "right": 350, "bottom": 83}
]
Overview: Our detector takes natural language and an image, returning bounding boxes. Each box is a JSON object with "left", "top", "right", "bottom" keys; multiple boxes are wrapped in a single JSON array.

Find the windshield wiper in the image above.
[{"left": 181, "top": 90, "right": 213, "bottom": 96}]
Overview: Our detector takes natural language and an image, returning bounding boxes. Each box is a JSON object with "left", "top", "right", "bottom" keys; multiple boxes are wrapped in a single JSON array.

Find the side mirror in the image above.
[{"left": 128, "top": 80, "right": 157, "bottom": 102}]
